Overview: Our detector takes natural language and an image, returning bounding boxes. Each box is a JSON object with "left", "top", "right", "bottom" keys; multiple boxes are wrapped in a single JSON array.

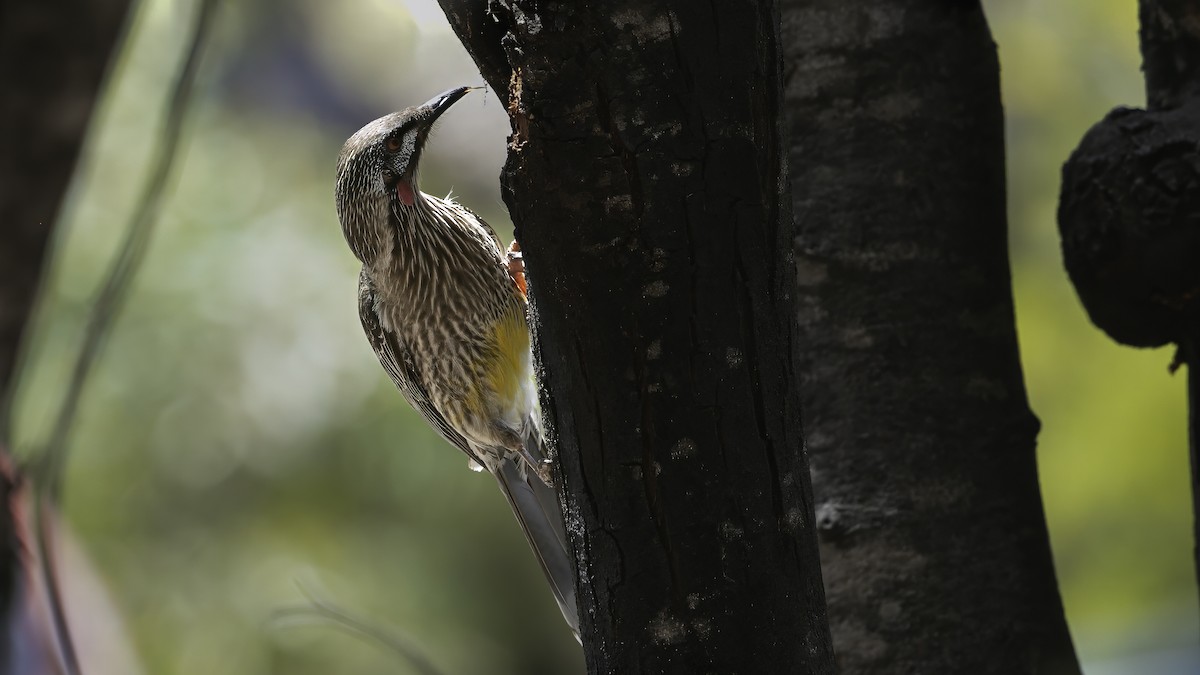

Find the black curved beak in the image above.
[{"left": 419, "top": 86, "right": 476, "bottom": 127}]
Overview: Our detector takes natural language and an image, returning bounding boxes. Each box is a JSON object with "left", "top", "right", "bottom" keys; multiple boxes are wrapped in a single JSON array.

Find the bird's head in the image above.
[{"left": 335, "top": 85, "right": 474, "bottom": 264}]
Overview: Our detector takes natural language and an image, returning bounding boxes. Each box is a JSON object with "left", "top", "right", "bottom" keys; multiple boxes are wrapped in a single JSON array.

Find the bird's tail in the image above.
[{"left": 493, "top": 457, "right": 579, "bottom": 641}]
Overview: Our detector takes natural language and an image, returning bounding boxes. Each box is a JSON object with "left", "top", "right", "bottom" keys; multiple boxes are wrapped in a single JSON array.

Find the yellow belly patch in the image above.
[{"left": 486, "top": 309, "right": 531, "bottom": 412}]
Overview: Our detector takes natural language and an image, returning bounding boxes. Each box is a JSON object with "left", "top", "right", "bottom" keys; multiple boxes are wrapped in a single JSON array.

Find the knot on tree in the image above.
[{"left": 1058, "top": 101, "right": 1200, "bottom": 347}]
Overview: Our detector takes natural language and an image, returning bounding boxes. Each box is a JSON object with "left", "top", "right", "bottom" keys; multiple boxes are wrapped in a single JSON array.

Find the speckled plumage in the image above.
[{"left": 334, "top": 87, "right": 578, "bottom": 639}]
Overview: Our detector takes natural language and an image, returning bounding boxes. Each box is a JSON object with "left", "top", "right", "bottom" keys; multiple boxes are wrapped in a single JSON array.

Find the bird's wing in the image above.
[{"left": 357, "top": 270, "right": 486, "bottom": 468}]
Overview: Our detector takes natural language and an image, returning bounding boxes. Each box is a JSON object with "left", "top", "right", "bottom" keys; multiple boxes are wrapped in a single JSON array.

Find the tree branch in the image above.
[
  {"left": 1060, "top": 0, "right": 1200, "bottom": 631},
  {"left": 0, "top": 0, "right": 134, "bottom": 442},
  {"left": 1140, "top": 0, "right": 1200, "bottom": 110},
  {"left": 0, "top": 0, "right": 133, "bottom": 668},
  {"left": 20, "top": 1, "right": 218, "bottom": 671}
]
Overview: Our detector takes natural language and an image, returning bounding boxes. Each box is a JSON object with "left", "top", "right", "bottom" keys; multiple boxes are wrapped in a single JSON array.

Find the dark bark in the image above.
[
  {"left": 1139, "top": 0, "right": 1200, "bottom": 110},
  {"left": 440, "top": 1, "right": 834, "bottom": 673},
  {"left": 1058, "top": 102, "right": 1200, "bottom": 349},
  {"left": 1059, "top": 0, "right": 1200, "bottom": 626},
  {"left": 785, "top": 2, "right": 1079, "bottom": 673},
  {"left": 436, "top": 0, "right": 511, "bottom": 106},
  {"left": 0, "top": 0, "right": 133, "bottom": 667}
]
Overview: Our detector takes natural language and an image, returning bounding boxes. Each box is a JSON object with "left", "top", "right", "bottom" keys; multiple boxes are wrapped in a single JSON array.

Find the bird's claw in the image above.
[
  {"left": 533, "top": 459, "right": 555, "bottom": 487},
  {"left": 513, "top": 444, "right": 555, "bottom": 487},
  {"left": 506, "top": 240, "right": 527, "bottom": 297}
]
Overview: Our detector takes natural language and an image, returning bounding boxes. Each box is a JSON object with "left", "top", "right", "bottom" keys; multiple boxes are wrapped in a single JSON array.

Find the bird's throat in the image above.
[{"left": 396, "top": 179, "right": 415, "bottom": 207}]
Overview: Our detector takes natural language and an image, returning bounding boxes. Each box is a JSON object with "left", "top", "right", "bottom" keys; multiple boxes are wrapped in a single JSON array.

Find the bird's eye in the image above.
[{"left": 385, "top": 135, "right": 403, "bottom": 153}]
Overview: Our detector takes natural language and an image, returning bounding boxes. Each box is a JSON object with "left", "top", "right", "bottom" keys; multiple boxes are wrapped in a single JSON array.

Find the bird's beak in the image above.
[
  {"left": 391, "top": 86, "right": 478, "bottom": 207},
  {"left": 418, "top": 86, "right": 476, "bottom": 128}
]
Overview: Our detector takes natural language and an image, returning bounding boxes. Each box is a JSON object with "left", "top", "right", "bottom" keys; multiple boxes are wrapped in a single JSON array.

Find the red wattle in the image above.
[{"left": 396, "top": 179, "right": 415, "bottom": 206}]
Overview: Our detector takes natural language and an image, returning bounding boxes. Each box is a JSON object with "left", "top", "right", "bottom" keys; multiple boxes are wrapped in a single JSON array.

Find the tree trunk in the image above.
[
  {"left": 1058, "top": 0, "right": 1200, "bottom": 627},
  {"left": 784, "top": 2, "right": 1080, "bottom": 673},
  {"left": 438, "top": 1, "right": 835, "bottom": 672},
  {"left": 0, "top": 0, "right": 133, "bottom": 667}
]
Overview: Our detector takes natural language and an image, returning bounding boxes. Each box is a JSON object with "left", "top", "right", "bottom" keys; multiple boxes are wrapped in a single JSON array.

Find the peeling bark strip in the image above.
[
  {"left": 439, "top": 0, "right": 834, "bottom": 672},
  {"left": 1059, "top": 0, "right": 1200, "bottom": 628},
  {"left": 784, "top": 2, "right": 1080, "bottom": 674}
]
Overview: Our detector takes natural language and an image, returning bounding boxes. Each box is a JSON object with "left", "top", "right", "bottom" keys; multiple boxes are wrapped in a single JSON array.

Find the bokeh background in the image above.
[{"left": 9, "top": 0, "right": 1198, "bottom": 673}]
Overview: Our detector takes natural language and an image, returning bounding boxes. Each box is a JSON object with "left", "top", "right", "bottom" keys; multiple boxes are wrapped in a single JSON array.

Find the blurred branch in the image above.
[
  {"left": 0, "top": 0, "right": 134, "bottom": 454},
  {"left": 0, "top": 0, "right": 133, "bottom": 671},
  {"left": 36, "top": 0, "right": 219, "bottom": 501},
  {"left": 25, "top": 1, "right": 220, "bottom": 673},
  {"left": 272, "top": 586, "right": 447, "bottom": 675}
]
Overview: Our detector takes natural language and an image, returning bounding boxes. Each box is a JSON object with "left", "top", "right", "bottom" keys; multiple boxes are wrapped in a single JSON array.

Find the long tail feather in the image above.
[{"left": 493, "top": 459, "right": 579, "bottom": 641}]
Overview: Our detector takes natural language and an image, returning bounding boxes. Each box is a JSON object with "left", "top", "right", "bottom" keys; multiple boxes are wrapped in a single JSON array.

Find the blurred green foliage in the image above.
[{"left": 8, "top": 0, "right": 1196, "bottom": 673}]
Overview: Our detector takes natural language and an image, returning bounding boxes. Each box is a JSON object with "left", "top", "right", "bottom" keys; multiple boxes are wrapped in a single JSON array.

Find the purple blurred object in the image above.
[{"left": 0, "top": 452, "right": 143, "bottom": 675}]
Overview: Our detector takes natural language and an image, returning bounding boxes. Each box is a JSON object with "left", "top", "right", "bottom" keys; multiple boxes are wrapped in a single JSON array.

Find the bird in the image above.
[{"left": 333, "top": 86, "right": 579, "bottom": 640}]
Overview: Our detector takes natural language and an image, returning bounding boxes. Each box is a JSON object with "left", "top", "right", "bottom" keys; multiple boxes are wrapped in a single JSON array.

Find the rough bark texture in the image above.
[
  {"left": 0, "top": 0, "right": 133, "bottom": 666},
  {"left": 785, "top": 3, "right": 1080, "bottom": 673},
  {"left": 440, "top": 1, "right": 835, "bottom": 673},
  {"left": 1059, "top": 0, "right": 1200, "bottom": 623}
]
